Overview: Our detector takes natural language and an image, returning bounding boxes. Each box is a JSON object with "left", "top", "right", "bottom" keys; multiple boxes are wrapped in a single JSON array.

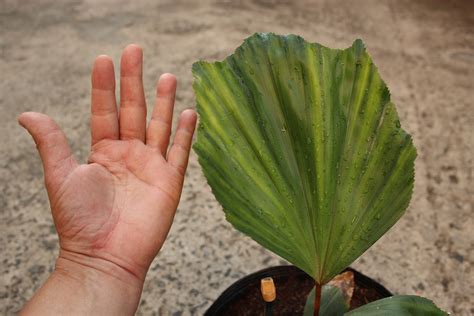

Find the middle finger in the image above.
[{"left": 119, "top": 44, "right": 147, "bottom": 142}]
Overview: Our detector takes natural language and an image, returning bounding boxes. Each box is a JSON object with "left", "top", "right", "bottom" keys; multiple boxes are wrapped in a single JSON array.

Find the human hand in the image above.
[{"left": 18, "top": 45, "right": 197, "bottom": 287}]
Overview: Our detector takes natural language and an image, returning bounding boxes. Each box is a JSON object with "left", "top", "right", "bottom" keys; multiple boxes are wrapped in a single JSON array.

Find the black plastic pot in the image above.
[{"left": 205, "top": 265, "right": 392, "bottom": 316}]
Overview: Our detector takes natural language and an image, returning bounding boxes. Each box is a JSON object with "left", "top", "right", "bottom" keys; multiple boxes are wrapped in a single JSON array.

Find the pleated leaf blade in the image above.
[
  {"left": 304, "top": 285, "right": 348, "bottom": 316},
  {"left": 193, "top": 33, "right": 416, "bottom": 283},
  {"left": 345, "top": 295, "right": 448, "bottom": 315}
]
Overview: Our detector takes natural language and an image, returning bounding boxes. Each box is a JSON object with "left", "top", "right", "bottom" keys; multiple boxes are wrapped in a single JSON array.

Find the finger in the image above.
[
  {"left": 167, "top": 109, "right": 197, "bottom": 176},
  {"left": 119, "top": 44, "right": 146, "bottom": 141},
  {"left": 146, "top": 73, "right": 177, "bottom": 155},
  {"left": 18, "top": 112, "right": 78, "bottom": 189},
  {"left": 91, "top": 55, "right": 119, "bottom": 146}
]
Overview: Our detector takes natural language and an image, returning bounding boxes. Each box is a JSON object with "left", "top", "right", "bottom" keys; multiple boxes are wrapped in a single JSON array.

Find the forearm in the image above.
[{"left": 20, "top": 250, "right": 144, "bottom": 316}]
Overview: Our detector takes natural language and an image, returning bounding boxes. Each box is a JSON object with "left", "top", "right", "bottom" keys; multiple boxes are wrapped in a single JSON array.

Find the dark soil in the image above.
[{"left": 205, "top": 265, "right": 392, "bottom": 316}]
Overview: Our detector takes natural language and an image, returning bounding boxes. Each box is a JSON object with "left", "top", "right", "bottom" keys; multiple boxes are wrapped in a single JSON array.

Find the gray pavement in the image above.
[{"left": 1, "top": 0, "right": 473, "bottom": 315}]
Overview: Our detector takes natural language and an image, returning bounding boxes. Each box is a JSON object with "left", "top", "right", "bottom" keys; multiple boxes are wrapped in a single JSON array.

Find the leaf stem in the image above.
[{"left": 313, "top": 282, "right": 322, "bottom": 316}]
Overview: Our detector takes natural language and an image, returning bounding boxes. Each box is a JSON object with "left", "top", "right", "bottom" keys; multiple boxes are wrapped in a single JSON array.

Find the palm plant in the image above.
[{"left": 192, "top": 33, "right": 447, "bottom": 315}]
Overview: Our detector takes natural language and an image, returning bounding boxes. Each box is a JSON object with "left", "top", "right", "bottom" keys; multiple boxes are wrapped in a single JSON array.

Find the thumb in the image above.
[{"left": 18, "top": 112, "right": 77, "bottom": 189}]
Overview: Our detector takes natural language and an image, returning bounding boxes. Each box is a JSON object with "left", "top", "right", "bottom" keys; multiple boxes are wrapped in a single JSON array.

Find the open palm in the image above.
[{"left": 18, "top": 45, "right": 197, "bottom": 281}]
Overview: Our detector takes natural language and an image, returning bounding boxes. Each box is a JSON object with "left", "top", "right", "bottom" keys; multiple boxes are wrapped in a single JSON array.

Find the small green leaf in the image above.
[
  {"left": 304, "top": 285, "right": 348, "bottom": 316},
  {"left": 345, "top": 295, "right": 448, "bottom": 315}
]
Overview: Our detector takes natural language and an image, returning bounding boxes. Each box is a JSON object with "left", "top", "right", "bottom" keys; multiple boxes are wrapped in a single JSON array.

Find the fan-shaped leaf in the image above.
[{"left": 193, "top": 33, "right": 416, "bottom": 283}]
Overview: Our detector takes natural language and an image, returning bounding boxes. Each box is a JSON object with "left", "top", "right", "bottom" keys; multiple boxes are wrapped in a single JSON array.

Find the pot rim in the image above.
[{"left": 205, "top": 265, "right": 393, "bottom": 315}]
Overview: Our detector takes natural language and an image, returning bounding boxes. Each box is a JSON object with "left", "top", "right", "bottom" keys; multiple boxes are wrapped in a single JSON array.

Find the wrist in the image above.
[
  {"left": 21, "top": 249, "right": 144, "bottom": 316},
  {"left": 53, "top": 249, "right": 144, "bottom": 314},
  {"left": 56, "top": 248, "right": 145, "bottom": 286}
]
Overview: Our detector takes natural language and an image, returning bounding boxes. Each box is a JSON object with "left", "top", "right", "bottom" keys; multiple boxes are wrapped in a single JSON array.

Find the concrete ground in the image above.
[{"left": 1, "top": 0, "right": 472, "bottom": 315}]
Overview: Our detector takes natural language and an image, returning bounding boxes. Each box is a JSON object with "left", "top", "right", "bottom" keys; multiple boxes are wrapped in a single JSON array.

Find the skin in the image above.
[{"left": 18, "top": 44, "right": 197, "bottom": 315}]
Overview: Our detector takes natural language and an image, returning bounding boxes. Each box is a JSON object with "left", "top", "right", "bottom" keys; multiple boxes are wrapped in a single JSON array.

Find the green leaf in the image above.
[
  {"left": 345, "top": 295, "right": 449, "bottom": 315},
  {"left": 304, "top": 285, "right": 348, "bottom": 316},
  {"left": 193, "top": 33, "right": 416, "bottom": 283}
]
